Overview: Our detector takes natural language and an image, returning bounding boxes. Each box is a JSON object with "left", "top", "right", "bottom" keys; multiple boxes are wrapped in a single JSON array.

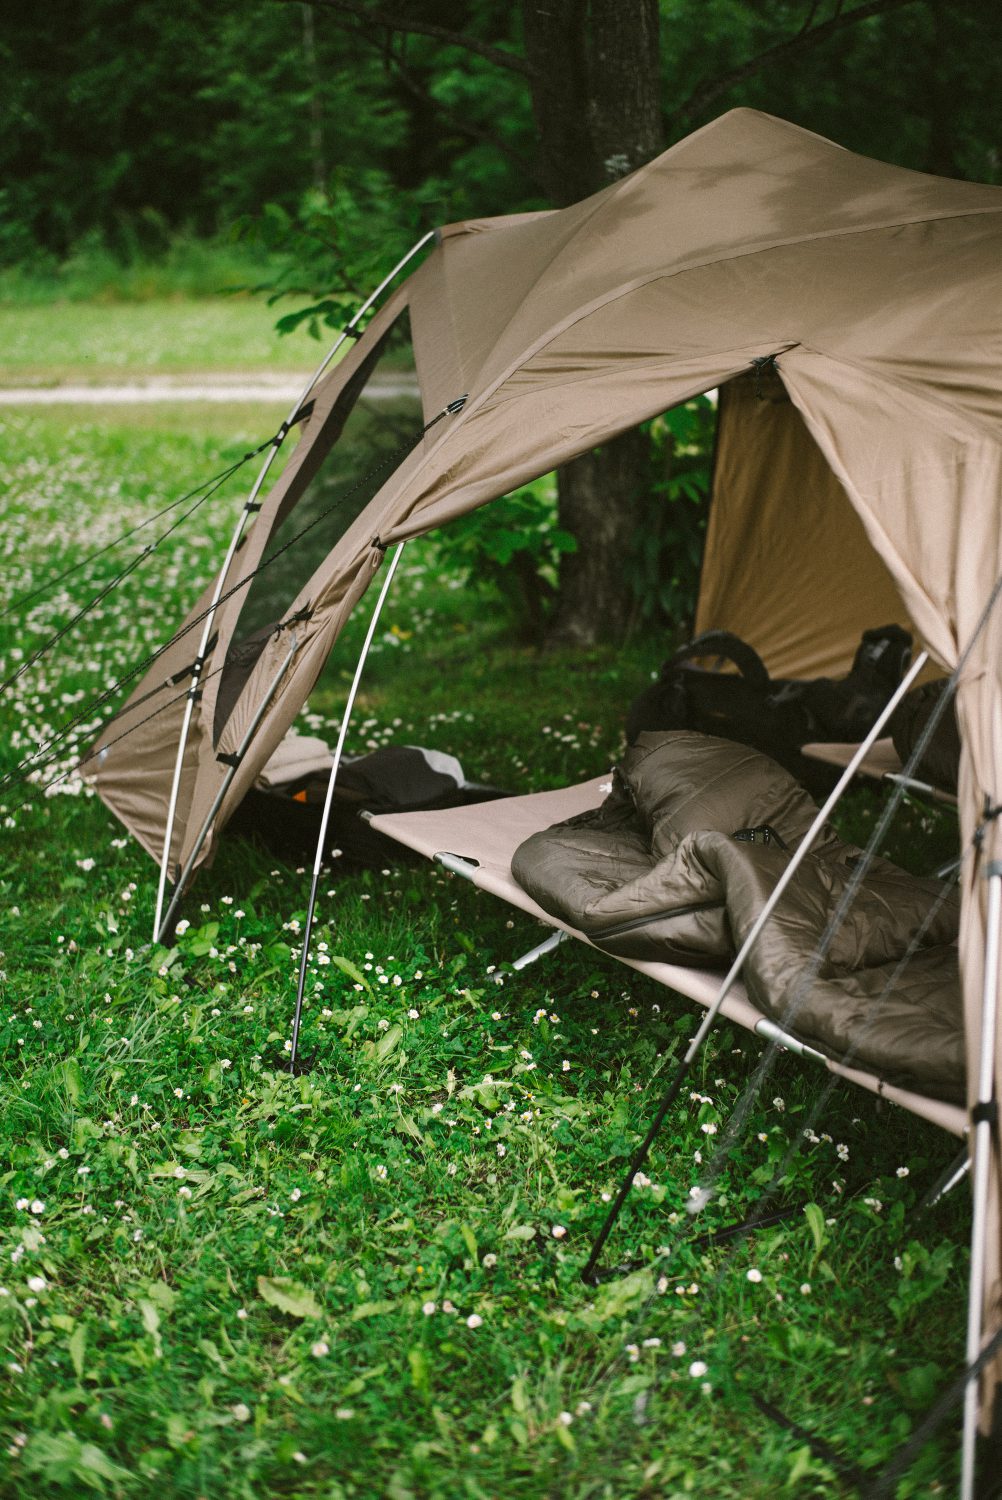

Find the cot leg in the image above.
[{"left": 502, "top": 928, "right": 568, "bottom": 979}]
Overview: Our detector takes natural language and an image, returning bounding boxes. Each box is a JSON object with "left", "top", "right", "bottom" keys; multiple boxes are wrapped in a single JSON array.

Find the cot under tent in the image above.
[
  {"left": 80, "top": 108, "right": 1002, "bottom": 1493},
  {"left": 365, "top": 771, "right": 968, "bottom": 1139}
]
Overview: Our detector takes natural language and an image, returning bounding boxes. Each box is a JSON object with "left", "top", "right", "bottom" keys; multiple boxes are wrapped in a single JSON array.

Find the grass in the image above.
[
  {"left": 0, "top": 338, "right": 973, "bottom": 1496},
  {"left": 0, "top": 301, "right": 319, "bottom": 387}
]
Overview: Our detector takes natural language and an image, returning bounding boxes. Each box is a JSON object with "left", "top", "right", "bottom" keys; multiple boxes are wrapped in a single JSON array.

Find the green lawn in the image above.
[
  {"left": 0, "top": 319, "right": 971, "bottom": 1497},
  {"left": 0, "top": 299, "right": 318, "bottom": 387}
]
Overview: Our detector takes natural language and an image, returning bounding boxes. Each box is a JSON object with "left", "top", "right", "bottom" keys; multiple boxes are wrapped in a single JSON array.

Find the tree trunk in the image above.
[{"left": 522, "top": 1, "right": 665, "bottom": 645}]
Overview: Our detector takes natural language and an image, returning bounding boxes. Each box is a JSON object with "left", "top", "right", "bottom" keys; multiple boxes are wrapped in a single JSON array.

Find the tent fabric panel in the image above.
[
  {"left": 197, "top": 547, "right": 387, "bottom": 855},
  {"left": 86, "top": 683, "right": 202, "bottom": 868},
  {"left": 182, "top": 289, "right": 417, "bottom": 864},
  {"left": 83, "top": 565, "right": 231, "bottom": 866},
  {"left": 420, "top": 109, "right": 1002, "bottom": 413},
  {"left": 695, "top": 370, "right": 917, "bottom": 678}
]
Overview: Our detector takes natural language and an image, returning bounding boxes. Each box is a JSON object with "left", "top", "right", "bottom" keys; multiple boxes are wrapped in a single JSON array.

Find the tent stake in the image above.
[
  {"left": 154, "top": 634, "right": 301, "bottom": 945},
  {"left": 961, "top": 858, "right": 1002, "bottom": 1500},
  {"left": 581, "top": 650, "right": 929, "bottom": 1284},
  {"left": 151, "top": 231, "right": 435, "bottom": 942},
  {"left": 287, "top": 542, "right": 406, "bottom": 1073}
]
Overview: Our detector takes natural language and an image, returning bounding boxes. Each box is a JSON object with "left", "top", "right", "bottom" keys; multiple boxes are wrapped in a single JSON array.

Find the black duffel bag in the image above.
[{"left": 626, "top": 626, "right": 913, "bottom": 793}]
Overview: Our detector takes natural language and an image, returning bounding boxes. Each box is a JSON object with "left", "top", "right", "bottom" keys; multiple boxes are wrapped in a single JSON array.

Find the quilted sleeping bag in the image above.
[{"left": 511, "top": 732, "right": 964, "bottom": 1101}]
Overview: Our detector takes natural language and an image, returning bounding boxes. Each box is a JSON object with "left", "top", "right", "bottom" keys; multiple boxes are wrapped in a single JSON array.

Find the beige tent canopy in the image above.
[{"left": 85, "top": 108, "right": 1002, "bottom": 1466}]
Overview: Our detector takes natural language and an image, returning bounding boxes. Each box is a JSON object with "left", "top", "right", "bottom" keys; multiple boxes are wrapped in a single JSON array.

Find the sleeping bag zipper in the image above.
[{"left": 589, "top": 899, "right": 724, "bottom": 942}]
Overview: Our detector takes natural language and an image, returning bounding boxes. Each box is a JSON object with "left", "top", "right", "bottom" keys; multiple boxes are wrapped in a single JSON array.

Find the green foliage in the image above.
[
  {"left": 234, "top": 169, "right": 454, "bottom": 337},
  {"left": 427, "top": 474, "right": 576, "bottom": 643},
  {"left": 630, "top": 396, "right": 717, "bottom": 633}
]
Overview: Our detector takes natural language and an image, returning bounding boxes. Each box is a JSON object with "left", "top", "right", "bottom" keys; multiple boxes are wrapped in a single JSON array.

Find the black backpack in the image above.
[{"left": 625, "top": 626, "right": 913, "bottom": 794}]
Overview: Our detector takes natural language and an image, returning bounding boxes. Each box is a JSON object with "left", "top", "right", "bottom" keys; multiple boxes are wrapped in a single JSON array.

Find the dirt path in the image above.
[{"left": 0, "top": 372, "right": 419, "bottom": 404}]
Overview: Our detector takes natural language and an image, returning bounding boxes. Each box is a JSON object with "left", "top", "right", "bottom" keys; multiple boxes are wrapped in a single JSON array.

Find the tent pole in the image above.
[
  {"left": 961, "top": 859, "right": 1002, "bottom": 1500},
  {"left": 154, "top": 634, "right": 301, "bottom": 946},
  {"left": 151, "top": 231, "right": 436, "bottom": 942},
  {"left": 581, "top": 650, "right": 929, "bottom": 1283},
  {"left": 287, "top": 542, "right": 406, "bottom": 1072}
]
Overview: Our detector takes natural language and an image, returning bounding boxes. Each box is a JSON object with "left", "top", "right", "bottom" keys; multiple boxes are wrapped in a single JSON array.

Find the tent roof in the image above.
[{"left": 406, "top": 107, "right": 1002, "bottom": 432}]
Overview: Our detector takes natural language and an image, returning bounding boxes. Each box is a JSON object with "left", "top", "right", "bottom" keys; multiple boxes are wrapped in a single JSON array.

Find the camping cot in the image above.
[{"left": 82, "top": 108, "right": 1002, "bottom": 1487}]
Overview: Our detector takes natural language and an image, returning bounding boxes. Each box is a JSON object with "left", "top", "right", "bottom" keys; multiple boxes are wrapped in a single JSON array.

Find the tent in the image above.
[{"left": 83, "top": 108, "right": 1002, "bottom": 1480}]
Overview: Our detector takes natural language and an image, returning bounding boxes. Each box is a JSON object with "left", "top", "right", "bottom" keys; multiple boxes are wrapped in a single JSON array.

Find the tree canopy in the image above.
[{"left": 3, "top": 0, "right": 998, "bottom": 265}]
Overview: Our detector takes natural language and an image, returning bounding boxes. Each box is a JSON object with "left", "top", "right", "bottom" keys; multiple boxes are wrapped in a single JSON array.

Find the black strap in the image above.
[{"left": 666, "top": 630, "right": 771, "bottom": 689}]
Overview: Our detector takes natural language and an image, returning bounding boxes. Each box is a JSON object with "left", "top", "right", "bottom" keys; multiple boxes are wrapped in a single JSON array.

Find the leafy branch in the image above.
[
  {"left": 272, "top": 0, "right": 535, "bottom": 78},
  {"left": 667, "top": 0, "right": 925, "bottom": 129}
]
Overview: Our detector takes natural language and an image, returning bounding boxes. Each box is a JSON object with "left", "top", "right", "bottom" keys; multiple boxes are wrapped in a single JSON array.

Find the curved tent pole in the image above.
[
  {"left": 287, "top": 542, "right": 406, "bottom": 1072},
  {"left": 151, "top": 231, "right": 436, "bottom": 941},
  {"left": 961, "top": 859, "right": 1002, "bottom": 1500},
  {"left": 153, "top": 631, "right": 301, "bottom": 945}
]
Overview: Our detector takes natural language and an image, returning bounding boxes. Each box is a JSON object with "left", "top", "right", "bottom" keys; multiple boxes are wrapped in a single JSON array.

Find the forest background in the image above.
[{"left": 5, "top": 0, "right": 1000, "bottom": 645}]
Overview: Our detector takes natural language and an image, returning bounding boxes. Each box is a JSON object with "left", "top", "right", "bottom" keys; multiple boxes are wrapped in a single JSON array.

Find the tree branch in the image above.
[
  {"left": 667, "top": 0, "right": 925, "bottom": 130},
  {"left": 274, "top": 0, "right": 535, "bottom": 78},
  {"left": 383, "top": 38, "right": 536, "bottom": 177}
]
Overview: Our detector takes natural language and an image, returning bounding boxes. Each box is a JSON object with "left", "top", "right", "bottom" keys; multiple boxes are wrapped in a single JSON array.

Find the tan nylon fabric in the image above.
[
  {"left": 696, "top": 370, "right": 918, "bottom": 677},
  {"left": 90, "top": 108, "right": 1002, "bottom": 1416}
]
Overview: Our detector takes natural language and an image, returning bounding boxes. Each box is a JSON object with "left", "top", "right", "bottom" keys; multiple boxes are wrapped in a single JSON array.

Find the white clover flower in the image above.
[
  {"left": 688, "top": 1360, "right": 708, "bottom": 1378},
  {"left": 30, "top": 1201, "right": 44, "bottom": 1216},
  {"left": 375, "top": 1165, "right": 388, "bottom": 1180},
  {"left": 671, "top": 1341, "right": 686, "bottom": 1357},
  {"left": 558, "top": 1411, "right": 573, "bottom": 1426},
  {"left": 236, "top": 1308, "right": 248, "bottom": 1320},
  {"left": 422, "top": 1301, "right": 436, "bottom": 1316},
  {"left": 746, "top": 1268, "right": 762, "bottom": 1283},
  {"left": 700, "top": 1122, "right": 717, "bottom": 1135},
  {"left": 896, "top": 1166, "right": 909, "bottom": 1178},
  {"left": 15, "top": 1199, "right": 28, "bottom": 1212},
  {"left": 173, "top": 1166, "right": 186, "bottom": 1179},
  {"left": 311, "top": 1341, "right": 329, "bottom": 1358},
  {"left": 290, "top": 1188, "right": 302, "bottom": 1202},
  {"left": 231, "top": 1403, "right": 251, "bottom": 1422},
  {"left": 27, "top": 1276, "right": 47, "bottom": 1293},
  {"left": 483, "top": 1253, "right": 497, "bottom": 1268},
  {"left": 178, "top": 1185, "right": 192, "bottom": 1199},
  {"left": 466, "top": 1313, "right": 483, "bottom": 1329},
  {"left": 551, "top": 1225, "right": 567, "bottom": 1239},
  {"left": 800, "top": 1283, "right": 811, "bottom": 1295}
]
